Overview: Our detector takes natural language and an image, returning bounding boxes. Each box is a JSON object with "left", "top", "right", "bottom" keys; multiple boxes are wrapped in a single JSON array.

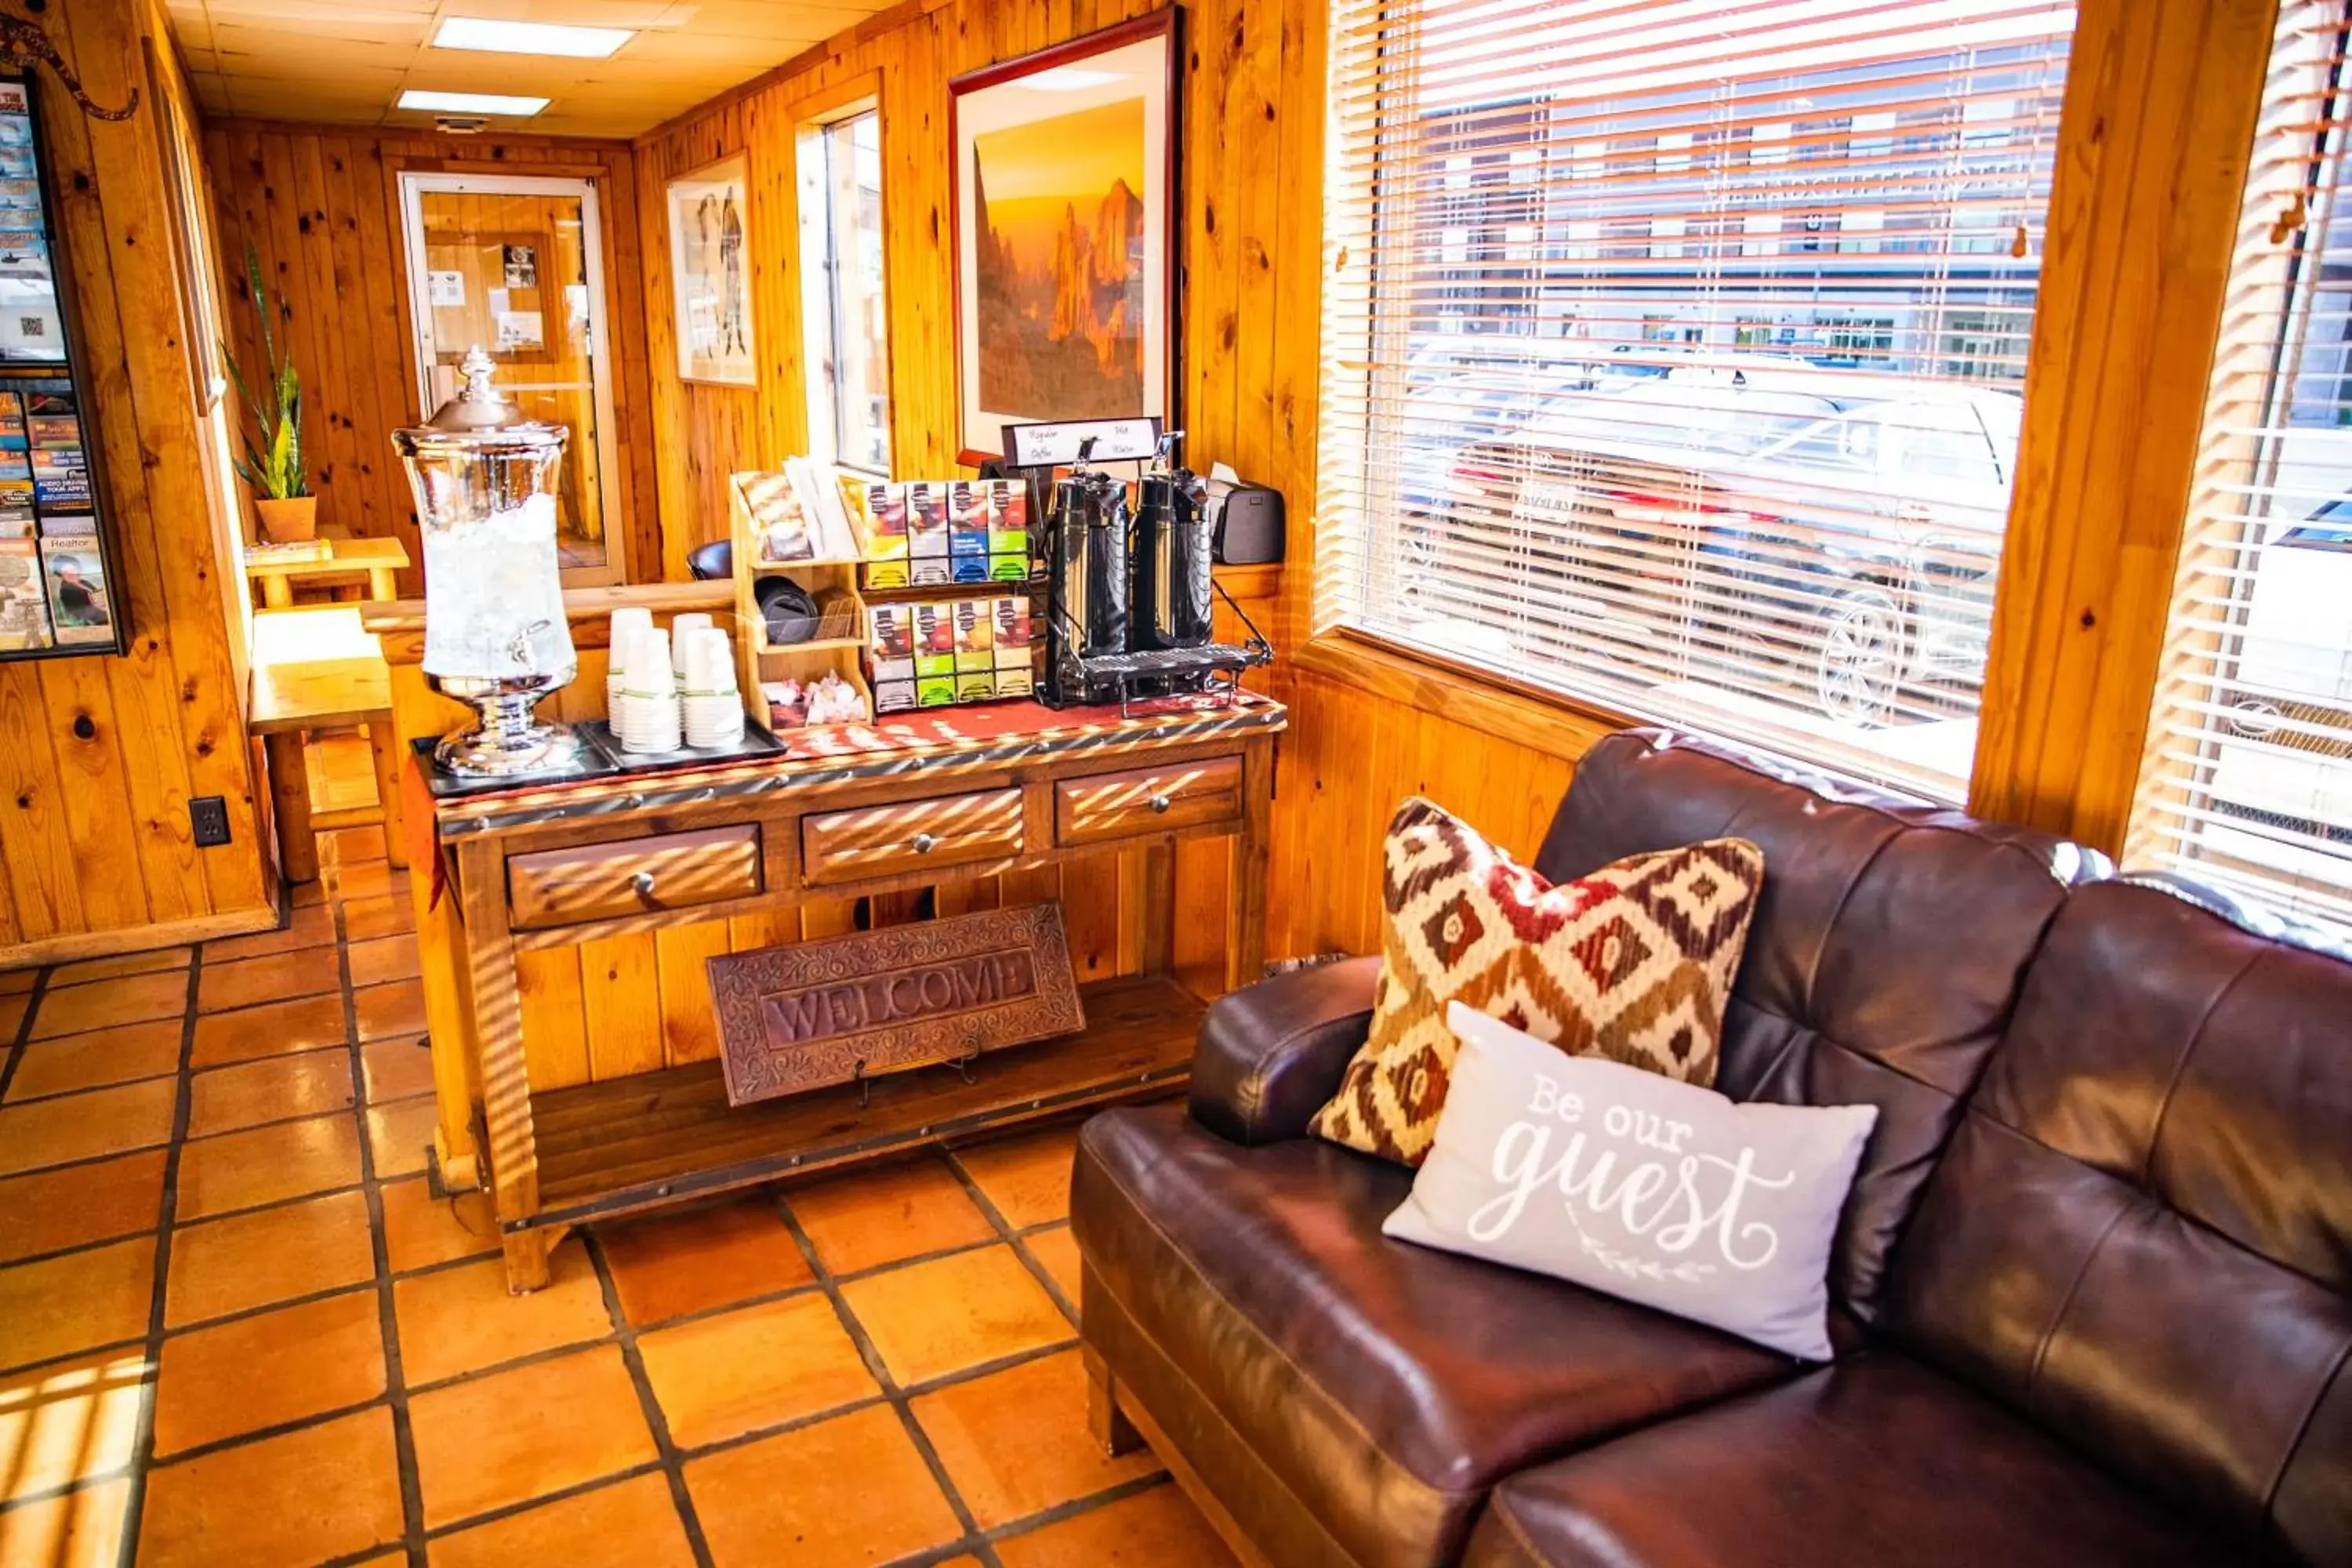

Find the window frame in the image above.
[{"left": 795, "top": 85, "right": 893, "bottom": 479}]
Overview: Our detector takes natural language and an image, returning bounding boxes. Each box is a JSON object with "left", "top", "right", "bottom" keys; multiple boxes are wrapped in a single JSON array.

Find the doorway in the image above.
[{"left": 397, "top": 172, "right": 626, "bottom": 583}]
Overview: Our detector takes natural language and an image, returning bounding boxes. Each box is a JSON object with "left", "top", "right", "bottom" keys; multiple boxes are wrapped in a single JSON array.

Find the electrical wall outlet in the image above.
[{"left": 190, "top": 796, "right": 231, "bottom": 848}]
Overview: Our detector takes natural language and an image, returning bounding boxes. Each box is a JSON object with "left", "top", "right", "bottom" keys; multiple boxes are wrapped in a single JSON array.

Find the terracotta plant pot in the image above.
[{"left": 255, "top": 495, "right": 318, "bottom": 544}]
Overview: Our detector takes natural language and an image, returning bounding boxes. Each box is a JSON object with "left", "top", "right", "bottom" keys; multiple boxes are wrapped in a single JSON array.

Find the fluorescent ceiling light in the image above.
[
  {"left": 397, "top": 89, "right": 551, "bottom": 115},
  {"left": 432, "top": 16, "right": 633, "bottom": 57},
  {"left": 1021, "top": 67, "right": 1123, "bottom": 91}
]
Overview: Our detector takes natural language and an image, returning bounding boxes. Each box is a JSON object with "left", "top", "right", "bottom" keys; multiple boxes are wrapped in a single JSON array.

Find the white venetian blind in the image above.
[
  {"left": 2127, "top": 0, "right": 2352, "bottom": 942},
  {"left": 1316, "top": 0, "right": 2075, "bottom": 800}
]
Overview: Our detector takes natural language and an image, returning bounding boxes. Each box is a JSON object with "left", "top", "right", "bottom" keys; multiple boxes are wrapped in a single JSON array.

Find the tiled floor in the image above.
[{"left": 0, "top": 821, "right": 1235, "bottom": 1567}]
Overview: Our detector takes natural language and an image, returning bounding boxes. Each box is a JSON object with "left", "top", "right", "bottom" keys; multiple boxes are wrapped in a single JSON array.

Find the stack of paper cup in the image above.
[
  {"left": 681, "top": 626, "right": 744, "bottom": 749},
  {"left": 669, "top": 613, "right": 713, "bottom": 678},
  {"left": 607, "top": 607, "right": 652, "bottom": 724},
  {"left": 617, "top": 626, "right": 681, "bottom": 753}
]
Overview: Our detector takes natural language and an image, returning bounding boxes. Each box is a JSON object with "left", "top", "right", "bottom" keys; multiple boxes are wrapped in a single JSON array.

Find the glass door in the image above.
[{"left": 397, "top": 172, "right": 626, "bottom": 583}]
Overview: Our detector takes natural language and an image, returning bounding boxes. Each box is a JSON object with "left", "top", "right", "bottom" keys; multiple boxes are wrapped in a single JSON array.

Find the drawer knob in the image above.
[
  {"left": 631, "top": 869, "right": 659, "bottom": 903},
  {"left": 912, "top": 832, "right": 939, "bottom": 855},
  {"left": 1150, "top": 793, "right": 1173, "bottom": 814}
]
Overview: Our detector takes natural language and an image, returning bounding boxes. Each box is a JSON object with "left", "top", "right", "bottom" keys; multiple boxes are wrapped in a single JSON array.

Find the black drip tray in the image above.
[
  {"left": 577, "top": 717, "right": 787, "bottom": 775},
  {"left": 412, "top": 732, "right": 619, "bottom": 800}
]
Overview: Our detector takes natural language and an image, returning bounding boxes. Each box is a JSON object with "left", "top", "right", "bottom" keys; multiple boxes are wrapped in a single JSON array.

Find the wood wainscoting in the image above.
[
  {"left": 198, "top": 122, "right": 661, "bottom": 591},
  {"left": 0, "top": 0, "right": 275, "bottom": 967}
]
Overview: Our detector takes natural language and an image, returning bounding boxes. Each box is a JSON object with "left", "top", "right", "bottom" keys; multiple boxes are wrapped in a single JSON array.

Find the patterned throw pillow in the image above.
[{"left": 1308, "top": 797, "right": 1764, "bottom": 1167}]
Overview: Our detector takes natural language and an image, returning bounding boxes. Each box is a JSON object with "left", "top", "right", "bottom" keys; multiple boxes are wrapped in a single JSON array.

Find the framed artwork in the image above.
[
  {"left": 668, "top": 154, "right": 755, "bottom": 387},
  {"left": 949, "top": 10, "right": 1183, "bottom": 463}
]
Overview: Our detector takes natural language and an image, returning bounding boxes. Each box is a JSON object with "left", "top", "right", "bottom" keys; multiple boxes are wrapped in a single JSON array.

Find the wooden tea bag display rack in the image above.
[{"left": 409, "top": 688, "right": 1284, "bottom": 1291}]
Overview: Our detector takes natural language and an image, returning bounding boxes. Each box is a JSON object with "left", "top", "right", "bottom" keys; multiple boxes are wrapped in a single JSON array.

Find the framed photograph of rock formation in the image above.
[
  {"left": 668, "top": 154, "right": 755, "bottom": 387},
  {"left": 949, "top": 11, "right": 1182, "bottom": 463}
]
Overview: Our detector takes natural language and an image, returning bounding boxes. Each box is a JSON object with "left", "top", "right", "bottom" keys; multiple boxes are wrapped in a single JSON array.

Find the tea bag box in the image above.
[
  {"left": 867, "top": 601, "right": 916, "bottom": 714},
  {"left": 949, "top": 481, "right": 991, "bottom": 583},
  {"left": 860, "top": 481, "right": 909, "bottom": 589},
  {"left": 993, "top": 594, "right": 1034, "bottom": 697},
  {"left": 906, "top": 482, "right": 951, "bottom": 586},
  {"left": 913, "top": 601, "right": 956, "bottom": 707},
  {"left": 953, "top": 597, "right": 996, "bottom": 700}
]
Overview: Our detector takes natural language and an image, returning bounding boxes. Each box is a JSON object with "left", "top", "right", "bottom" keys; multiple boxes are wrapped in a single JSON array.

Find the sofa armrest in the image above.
[{"left": 1188, "top": 956, "right": 1383, "bottom": 1146}]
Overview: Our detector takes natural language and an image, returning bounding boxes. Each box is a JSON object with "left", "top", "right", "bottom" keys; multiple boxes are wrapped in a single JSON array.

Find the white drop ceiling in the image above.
[{"left": 166, "top": 0, "right": 895, "bottom": 139}]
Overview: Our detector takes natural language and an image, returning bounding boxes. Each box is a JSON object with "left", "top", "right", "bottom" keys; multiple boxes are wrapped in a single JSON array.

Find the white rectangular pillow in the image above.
[{"left": 1382, "top": 1002, "right": 1878, "bottom": 1359}]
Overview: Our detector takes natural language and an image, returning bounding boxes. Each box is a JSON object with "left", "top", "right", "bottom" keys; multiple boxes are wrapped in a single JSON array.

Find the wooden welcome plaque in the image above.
[{"left": 707, "top": 903, "right": 1087, "bottom": 1106}]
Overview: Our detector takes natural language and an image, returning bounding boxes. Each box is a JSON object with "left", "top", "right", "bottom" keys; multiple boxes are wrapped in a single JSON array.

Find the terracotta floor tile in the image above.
[
  {"left": 0, "top": 1238, "right": 154, "bottom": 1373},
  {"left": 911, "top": 1348, "right": 1158, "bottom": 1529},
  {"left": 201, "top": 901, "right": 336, "bottom": 964},
  {"left": 994, "top": 1483, "right": 1237, "bottom": 1567},
  {"left": 348, "top": 931, "right": 421, "bottom": 988},
  {"left": 0, "top": 1150, "right": 165, "bottom": 1265},
  {"left": 426, "top": 1472, "right": 695, "bottom": 1568},
  {"left": 394, "top": 1245, "right": 610, "bottom": 1386},
  {"left": 0, "top": 1473, "right": 129, "bottom": 1568},
  {"left": 0, "top": 1349, "right": 149, "bottom": 1503},
  {"left": 28, "top": 971, "right": 188, "bottom": 1040},
  {"left": 136, "top": 1407, "right": 404, "bottom": 1567},
  {"left": 186, "top": 1049, "right": 354, "bottom": 1138},
  {"left": 0, "top": 992, "right": 22, "bottom": 1041},
  {"left": 1023, "top": 1225, "right": 1083, "bottom": 1312},
  {"left": 174, "top": 1112, "right": 362, "bottom": 1220},
  {"left": 4, "top": 1018, "right": 181, "bottom": 1102},
  {"left": 839, "top": 1244, "right": 1069, "bottom": 1388},
  {"left": 48, "top": 947, "right": 191, "bottom": 988},
  {"left": 342, "top": 894, "right": 416, "bottom": 942},
  {"left": 953, "top": 1123, "right": 1080, "bottom": 1229},
  {"left": 354, "top": 978, "right": 426, "bottom": 1044},
  {"left": 165, "top": 1189, "right": 375, "bottom": 1327},
  {"left": 190, "top": 990, "right": 346, "bottom": 1068},
  {"left": 380, "top": 1178, "right": 499, "bottom": 1273},
  {"left": 361, "top": 1036, "right": 435, "bottom": 1102},
  {"left": 637, "top": 1294, "right": 876, "bottom": 1449},
  {"left": 0, "top": 968, "right": 30, "bottom": 995},
  {"left": 408, "top": 1345, "right": 656, "bottom": 1529},
  {"left": 324, "top": 826, "right": 387, "bottom": 865},
  {"left": 0, "top": 1079, "right": 177, "bottom": 1178},
  {"left": 787, "top": 1156, "right": 996, "bottom": 1276},
  {"left": 153, "top": 1287, "right": 387, "bottom": 1457},
  {"left": 366, "top": 1095, "right": 437, "bottom": 1178},
  {"left": 197, "top": 949, "right": 338, "bottom": 1014},
  {"left": 336, "top": 862, "right": 407, "bottom": 905},
  {"left": 685, "top": 1403, "right": 964, "bottom": 1568},
  {"left": 599, "top": 1196, "right": 814, "bottom": 1326}
]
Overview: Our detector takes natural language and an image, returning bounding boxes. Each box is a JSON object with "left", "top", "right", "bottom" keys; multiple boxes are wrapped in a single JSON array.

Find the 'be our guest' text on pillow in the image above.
[{"left": 1382, "top": 1003, "right": 1878, "bottom": 1359}]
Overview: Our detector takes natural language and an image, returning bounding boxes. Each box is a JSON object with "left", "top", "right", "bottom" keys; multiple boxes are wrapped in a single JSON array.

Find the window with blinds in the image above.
[
  {"left": 2127, "top": 0, "right": 2352, "bottom": 942},
  {"left": 1316, "top": 0, "right": 2076, "bottom": 800}
]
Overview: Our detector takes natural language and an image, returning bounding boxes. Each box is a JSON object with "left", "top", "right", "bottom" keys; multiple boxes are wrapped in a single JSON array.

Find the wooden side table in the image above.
[
  {"left": 248, "top": 640, "right": 409, "bottom": 883},
  {"left": 246, "top": 536, "right": 411, "bottom": 608}
]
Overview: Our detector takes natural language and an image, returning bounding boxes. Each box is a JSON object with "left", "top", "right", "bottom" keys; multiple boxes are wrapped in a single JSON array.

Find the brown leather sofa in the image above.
[{"left": 1070, "top": 728, "right": 2352, "bottom": 1567}]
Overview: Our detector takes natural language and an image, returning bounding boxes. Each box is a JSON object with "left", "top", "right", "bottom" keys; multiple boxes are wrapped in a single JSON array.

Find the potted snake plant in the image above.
[{"left": 224, "top": 243, "right": 314, "bottom": 543}]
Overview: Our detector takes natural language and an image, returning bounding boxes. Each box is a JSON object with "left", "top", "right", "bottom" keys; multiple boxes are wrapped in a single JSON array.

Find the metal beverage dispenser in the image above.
[
  {"left": 392, "top": 346, "right": 581, "bottom": 776},
  {"left": 1043, "top": 438, "right": 1132, "bottom": 706},
  {"left": 1128, "top": 430, "right": 1214, "bottom": 655}
]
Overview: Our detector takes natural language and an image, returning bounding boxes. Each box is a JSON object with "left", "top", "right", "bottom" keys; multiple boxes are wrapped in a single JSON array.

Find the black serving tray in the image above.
[
  {"left": 411, "top": 732, "right": 622, "bottom": 801},
  {"left": 577, "top": 716, "right": 788, "bottom": 774}
]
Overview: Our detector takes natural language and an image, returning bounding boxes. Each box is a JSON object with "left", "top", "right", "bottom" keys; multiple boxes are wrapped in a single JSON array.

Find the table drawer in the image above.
[
  {"left": 1055, "top": 757, "right": 1243, "bottom": 847},
  {"left": 507, "top": 824, "right": 763, "bottom": 930},
  {"left": 802, "top": 789, "right": 1025, "bottom": 887}
]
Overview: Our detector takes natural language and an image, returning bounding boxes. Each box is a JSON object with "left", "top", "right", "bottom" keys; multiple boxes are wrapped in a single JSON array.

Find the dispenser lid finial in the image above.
[{"left": 424, "top": 345, "right": 525, "bottom": 434}]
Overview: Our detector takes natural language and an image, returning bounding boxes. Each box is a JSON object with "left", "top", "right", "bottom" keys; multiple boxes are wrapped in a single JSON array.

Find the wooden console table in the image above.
[{"left": 411, "top": 695, "right": 1283, "bottom": 1290}]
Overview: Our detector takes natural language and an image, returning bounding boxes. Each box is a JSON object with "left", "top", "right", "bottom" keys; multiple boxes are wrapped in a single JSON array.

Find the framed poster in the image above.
[
  {"left": 667, "top": 154, "right": 755, "bottom": 387},
  {"left": 949, "top": 10, "right": 1183, "bottom": 463}
]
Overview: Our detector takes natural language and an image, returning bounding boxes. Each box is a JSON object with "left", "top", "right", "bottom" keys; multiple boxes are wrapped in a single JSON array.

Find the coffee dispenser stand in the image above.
[{"left": 1035, "top": 430, "right": 1270, "bottom": 716}]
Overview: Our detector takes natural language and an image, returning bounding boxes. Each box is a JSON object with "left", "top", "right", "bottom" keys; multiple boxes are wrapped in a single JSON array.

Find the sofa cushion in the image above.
[
  {"left": 1072, "top": 1102, "right": 1798, "bottom": 1568},
  {"left": 1460, "top": 1352, "right": 2238, "bottom": 1568},
  {"left": 1530, "top": 728, "right": 2101, "bottom": 1322},
  {"left": 1886, "top": 880, "right": 2352, "bottom": 1564}
]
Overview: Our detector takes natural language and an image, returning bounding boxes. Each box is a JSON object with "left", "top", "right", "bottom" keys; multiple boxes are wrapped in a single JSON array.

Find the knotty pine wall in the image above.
[
  {"left": 199, "top": 122, "right": 661, "bottom": 591},
  {"left": 0, "top": 0, "right": 274, "bottom": 965}
]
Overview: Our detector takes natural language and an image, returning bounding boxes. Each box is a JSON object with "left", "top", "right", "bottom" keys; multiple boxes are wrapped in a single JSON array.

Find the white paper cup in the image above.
[{"left": 670, "top": 613, "right": 713, "bottom": 677}]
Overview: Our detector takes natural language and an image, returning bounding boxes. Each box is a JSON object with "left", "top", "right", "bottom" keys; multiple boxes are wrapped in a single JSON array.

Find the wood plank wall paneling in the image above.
[
  {"left": 198, "top": 120, "right": 661, "bottom": 591},
  {"left": 1968, "top": 0, "right": 2281, "bottom": 854},
  {"left": 0, "top": 0, "right": 274, "bottom": 966}
]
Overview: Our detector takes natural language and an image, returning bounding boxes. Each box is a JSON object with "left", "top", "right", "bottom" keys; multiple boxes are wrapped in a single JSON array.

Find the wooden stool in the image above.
[
  {"left": 245, "top": 535, "right": 410, "bottom": 610},
  {"left": 249, "top": 645, "right": 408, "bottom": 883}
]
